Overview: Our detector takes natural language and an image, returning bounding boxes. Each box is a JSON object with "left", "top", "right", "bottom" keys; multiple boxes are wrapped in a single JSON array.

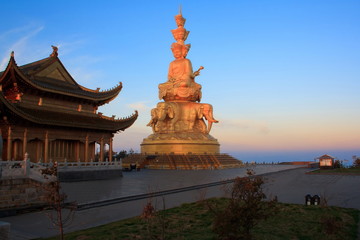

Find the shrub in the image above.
[
  {"left": 333, "top": 160, "right": 342, "bottom": 168},
  {"left": 209, "top": 169, "right": 277, "bottom": 240},
  {"left": 353, "top": 157, "right": 360, "bottom": 168}
]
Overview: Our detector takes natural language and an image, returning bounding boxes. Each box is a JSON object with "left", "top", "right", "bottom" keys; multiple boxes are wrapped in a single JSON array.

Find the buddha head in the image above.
[
  {"left": 175, "top": 14, "right": 186, "bottom": 27},
  {"left": 171, "top": 26, "right": 189, "bottom": 43},
  {"left": 171, "top": 43, "right": 191, "bottom": 59}
]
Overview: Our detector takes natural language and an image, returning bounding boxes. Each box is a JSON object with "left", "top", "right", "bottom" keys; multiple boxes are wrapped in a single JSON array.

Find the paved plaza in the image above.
[
  {"left": 1, "top": 165, "right": 360, "bottom": 239},
  {"left": 263, "top": 168, "right": 360, "bottom": 209}
]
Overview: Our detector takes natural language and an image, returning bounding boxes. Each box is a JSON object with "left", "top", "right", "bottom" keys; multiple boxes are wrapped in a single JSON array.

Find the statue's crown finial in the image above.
[{"left": 174, "top": 8, "right": 186, "bottom": 27}]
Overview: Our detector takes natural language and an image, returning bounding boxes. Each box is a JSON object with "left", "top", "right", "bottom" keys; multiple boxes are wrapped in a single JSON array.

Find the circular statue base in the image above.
[{"left": 141, "top": 132, "right": 220, "bottom": 155}]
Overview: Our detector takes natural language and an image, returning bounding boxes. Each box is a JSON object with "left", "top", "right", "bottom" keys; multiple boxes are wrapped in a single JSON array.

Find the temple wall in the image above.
[{"left": 0, "top": 178, "right": 46, "bottom": 212}]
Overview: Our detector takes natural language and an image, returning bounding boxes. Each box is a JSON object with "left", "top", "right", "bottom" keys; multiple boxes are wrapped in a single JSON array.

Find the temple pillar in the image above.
[
  {"left": 49, "top": 140, "right": 52, "bottom": 162},
  {"left": 65, "top": 141, "right": 67, "bottom": 160},
  {"left": 37, "top": 141, "right": 42, "bottom": 162},
  {"left": 100, "top": 137, "right": 104, "bottom": 162},
  {"left": 22, "top": 129, "right": 27, "bottom": 159},
  {"left": 84, "top": 135, "right": 89, "bottom": 162},
  {"left": 12, "top": 142, "right": 18, "bottom": 160},
  {"left": 44, "top": 131, "right": 49, "bottom": 163},
  {"left": 58, "top": 141, "right": 60, "bottom": 158},
  {"left": 109, "top": 136, "right": 113, "bottom": 162},
  {"left": 62, "top": 141, "right": 66, "bottom": 161},
  {"left": 76, "top": 141, "right": 80, "bottom": 161},
  {"left": 7, "top": 127, "right": 11, "bottom": 160}
]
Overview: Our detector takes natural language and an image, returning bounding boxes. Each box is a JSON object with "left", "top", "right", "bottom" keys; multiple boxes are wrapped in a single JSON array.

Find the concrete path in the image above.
[
  {"left": 262, "top": 168, "right": 360, "bottom": 209},
  {"left": 62, "top": 165, "right": 299, "bottom": 204},
  {"left": 1, "top": 165, "right": 360, "bottom": 239}
]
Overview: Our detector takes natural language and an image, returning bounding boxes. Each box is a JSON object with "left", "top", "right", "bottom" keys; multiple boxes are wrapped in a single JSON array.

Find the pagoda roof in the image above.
[
  {"left": 316, "top": 154, "right": 335, "bottom": 160},
  {"left": 0, "top": 90, "right": 138, "bottom": 132},
  {"left": 0, "top": 51, "right": 122, "bottom": 106}
]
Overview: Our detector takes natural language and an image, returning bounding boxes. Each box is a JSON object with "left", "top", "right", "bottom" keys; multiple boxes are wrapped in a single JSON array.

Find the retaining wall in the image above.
[
  {"left": 58, "top": 169, "right": 123, "bottom": 182},
  {"left": 0, "top": 178, "right": 46, "bottom": 216}
]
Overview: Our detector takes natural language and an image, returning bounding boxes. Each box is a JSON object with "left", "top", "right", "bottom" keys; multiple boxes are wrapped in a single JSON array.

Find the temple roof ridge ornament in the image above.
[
  {"left": 50, "top": 45, "right": 58, "bottom": 57},
  {"left": 99, "top": 110, "right": 138, "bottom": 122},
  {"left": 79, "top": 82, "right": 122, "bottom": 93}
]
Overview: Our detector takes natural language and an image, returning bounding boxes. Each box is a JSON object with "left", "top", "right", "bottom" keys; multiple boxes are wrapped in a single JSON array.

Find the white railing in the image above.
[
  {"left": 46, "top": 158, "right": 122, "bottom": 172},
  {"left": 0, "top": 157, "right": 122, "bottom": 180},
  {"left": 0, "top": 159, "right": 55, "bottom": 182}
]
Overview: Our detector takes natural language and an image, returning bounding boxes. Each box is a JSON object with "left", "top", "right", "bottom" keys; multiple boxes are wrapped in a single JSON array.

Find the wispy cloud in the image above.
[
  {"left": 64, "top": 53, "right": 105, "bottom": 86},
  {"left": 222, "top": 118, "right": 270, "bottom": 135},
  {"left": 69, "top": 67, "right": 104, "bottom": 87},
  {"left": 127, "top": 101, "right": 152, "bottom": 112},
  {"left": 55, "top": 39, "right": 87, "bottom": 57},
  {"left": 0, "top": 24, "right": 44, "bottom": 70},
  {"left": 0, "top": 24, "right": 41, "bottom": 40}
]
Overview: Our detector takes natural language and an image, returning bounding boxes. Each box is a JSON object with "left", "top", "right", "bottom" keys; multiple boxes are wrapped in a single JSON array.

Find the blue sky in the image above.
[{"left": 1, "top": 0, "right": 359, "bottom": 163}]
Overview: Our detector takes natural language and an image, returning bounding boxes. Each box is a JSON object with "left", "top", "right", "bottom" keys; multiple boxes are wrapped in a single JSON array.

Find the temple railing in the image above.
[
  {"left": 0, "top": 158, "right": 122, "bottom": 180},
  {"left": 52, "top": 159, "right": 122, "bottom": 171},
  {"left": 0, "top": 160, "right": 55, "bottom": 182}
]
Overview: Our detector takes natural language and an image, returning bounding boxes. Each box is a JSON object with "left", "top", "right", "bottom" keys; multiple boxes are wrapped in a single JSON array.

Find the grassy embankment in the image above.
[{"left": 45, "top": 198, "right": 360, "bottom": 240}]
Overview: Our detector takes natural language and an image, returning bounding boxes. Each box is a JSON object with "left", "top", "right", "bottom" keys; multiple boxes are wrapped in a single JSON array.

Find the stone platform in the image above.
[
  {"left": 141, "top": 132, "right": 220, "bottom": 155},
  {"left": 122, "top": 153, "right": 243, "bottom": 170}
]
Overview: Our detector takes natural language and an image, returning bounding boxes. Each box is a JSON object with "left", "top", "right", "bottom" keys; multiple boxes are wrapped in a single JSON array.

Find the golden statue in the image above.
[
  {"left": 159, "top": 42, "right": 202, "bottom": 102},
  {"left": 142, "top": 10, "right": 219, "bottom": 155}
]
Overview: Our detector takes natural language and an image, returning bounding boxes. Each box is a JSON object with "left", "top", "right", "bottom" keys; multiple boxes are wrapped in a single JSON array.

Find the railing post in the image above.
[{"left": 23, "top": 158, "right": 30, "bottom": 177}]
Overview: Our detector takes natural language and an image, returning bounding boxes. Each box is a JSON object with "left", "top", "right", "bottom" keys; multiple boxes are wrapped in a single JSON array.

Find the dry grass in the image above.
[{"left": 44, "top": 198, "right": 359, "bottom": 240}]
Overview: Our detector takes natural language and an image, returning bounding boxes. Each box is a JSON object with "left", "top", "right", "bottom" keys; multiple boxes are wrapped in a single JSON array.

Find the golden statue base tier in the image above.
[{"left": 141, "top": 132, "right": 220, "bottom": 155}]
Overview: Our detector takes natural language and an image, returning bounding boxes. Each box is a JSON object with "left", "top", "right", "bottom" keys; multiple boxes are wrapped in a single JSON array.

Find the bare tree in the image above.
[
  {"left": 140, "top": 196, "right": 168, "bottom": 240},
  {"left": 41, "top": 163, "right": 76, "bottom": 240}
]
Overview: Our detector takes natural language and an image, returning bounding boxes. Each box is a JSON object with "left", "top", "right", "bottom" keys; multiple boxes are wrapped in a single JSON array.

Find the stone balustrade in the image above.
[
  {"left": 0, "top": 160, "right": 52, "bottom": 183},
  {"left": 0, "top": 158, "right": 122, "bottom": 181},
  {"left": 53, "top": 159, "right": 122, "bottom": 171}
]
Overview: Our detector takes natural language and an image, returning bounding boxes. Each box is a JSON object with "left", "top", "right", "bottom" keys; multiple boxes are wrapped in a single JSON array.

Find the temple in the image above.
[
  {"left": 0, "top": 47, "right": 138, "bottom": 163},
  {"left": 123, "top": 10, "right": 242, "bottom": 169}
]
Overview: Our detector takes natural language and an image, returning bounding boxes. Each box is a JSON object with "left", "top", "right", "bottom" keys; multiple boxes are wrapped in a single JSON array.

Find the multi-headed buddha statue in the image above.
[
  {"left": 158, "top": 13, "right": 203, "bottom": 102},
  {"left": 142, "top": 11, "right": 219, "bottom": 155}
]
